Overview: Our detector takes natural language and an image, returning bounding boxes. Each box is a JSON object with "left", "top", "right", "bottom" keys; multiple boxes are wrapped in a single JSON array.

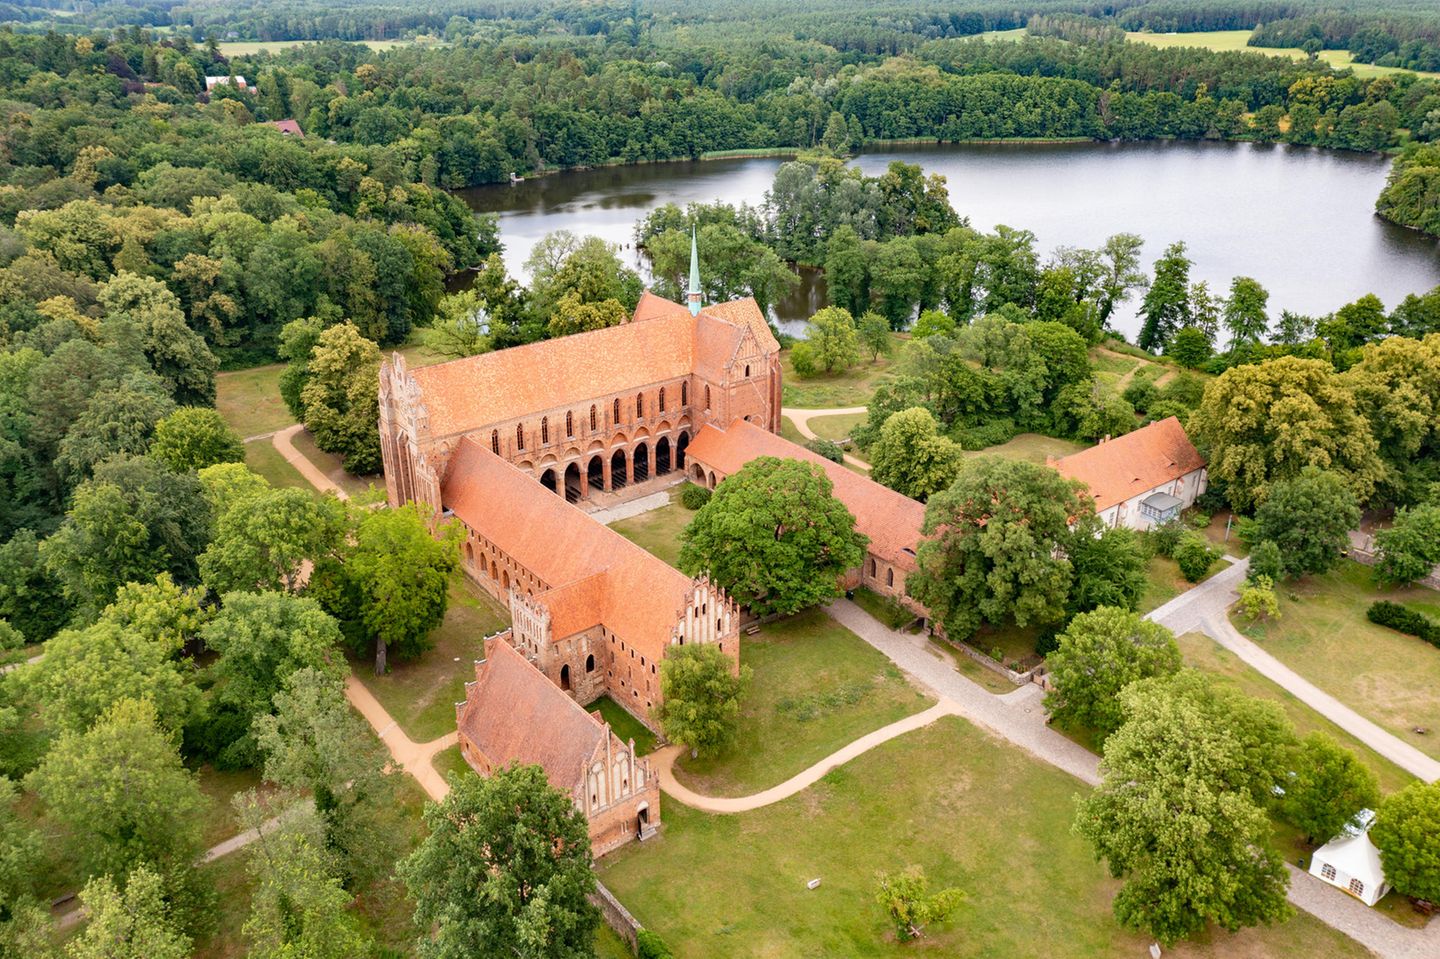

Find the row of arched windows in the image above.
[{"left": 491, "top": 383, "right": 700, "bottom": 455}]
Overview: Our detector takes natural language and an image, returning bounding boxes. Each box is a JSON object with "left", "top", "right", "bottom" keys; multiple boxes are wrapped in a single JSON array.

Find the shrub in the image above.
[
  {"left": 1194, "top": 485, "right": 1228, "bottom": 515},
  {"left": 1367, "top": 601, "right": 1440, "bottom": 647},
  {"left": 678, "top": 483, "right": 711, "bottom": 510},
  {"left": 789, "top": 339, "right": 819, "bottom": 377},
  {"left": 806, "top": 437, "right": 845, "bottom": 463},
  {"left": 1186, "top": 509, "right": 1212, "bottom": 530},
  {"left": 1121, "top": 378, "right": 1159, "bottom": 413},
  {"left": 1239, "top": 575, "right": 1280, "bottom": 621},
  {"left": 955, "top": 417, "right": 1017, "bottom": 451},
  {"left": 1148, "top": 520, "right": 1186, "bottom": 559},
  {"left": 637, "top": 929, "right": 674, "bottom": 959},
  {"left": 1174, "top": 533, "right": 1220, "bottom": 582},
  {"left": 0, "top": 619, "right": 21, "bottom": 652},
  {"left": 1034, "top": 629, "right": 1061, "bottom": 658},
  {"left": 1249, "top": 540, "right": 1283, "bottom": 582}
]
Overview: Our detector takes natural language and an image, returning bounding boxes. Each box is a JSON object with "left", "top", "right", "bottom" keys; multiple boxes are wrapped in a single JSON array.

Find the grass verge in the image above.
[{"left": 608, "top": 493, "right": 693, "bottom": 570}]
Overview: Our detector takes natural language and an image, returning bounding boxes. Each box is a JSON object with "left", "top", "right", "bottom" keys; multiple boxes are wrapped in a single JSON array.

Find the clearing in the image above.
[
  {"left": 1125, "top": 29, "right": 1440, "bottom": 79},
  {"left": 964, "top": 432, "right": 1085, "bottom": 465}
]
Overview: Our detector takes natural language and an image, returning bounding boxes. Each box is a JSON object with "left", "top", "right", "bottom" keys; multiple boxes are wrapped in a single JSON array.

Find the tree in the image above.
[
  {"left": 1065, "top": 523, "right": 1149, "bottom": 617},
  {"left": 1223, "top": 276, "right": 1270, "bottom": 351},
  {"left": 253, "top": 668, "right": 391, "bottom": 884},
  {"left": 98, "top": 271, "right": 218, "bottom": 406},
  {"left": 797, "top": 306, "right": 860, "bottom": 375},
  {"left": 1281, "top": 733, "right": 1380, "bottom": 845},
  {"left": 313, "top": 504, "right": 459, "bottom": 674},
  {"left": 298, "top": 322, "right": 382, "bottom": 474},
  {"left": 1189, "top": 357, "right": 1383, "bottom": 512},
  {"left": 1344, "top": 334, "right": 1440, "bottom": 506},
  {"left": 679, "top": 457, "right": 868, "bottom": 616},
  {"left": 655, "top": 643, "right": 749, "bottom": 758},
  {"left": 1248, "top": 539, "right": 1284, "bottom": 583},
  {"left": 422, "top": 289, "right": 491, "bottom": 359},
  {"left": 909, "top": 456, "right": 1088, "bottom": 638},
  {"left": 1137, "top": 242, "right": 1191, "bottom": 353},
  {"left": 199, "top": 486, "right": 348, "bottom": 594},
  {"left": 857, "top": 310, "right": 892, "bottom": 361},
  {"left": 1173, "top": 532, "right": 1220, "bottom": 582},
  {"left": 64, "top": 865, "right": 191, "bottom": 959},
  {"left": 1167, "top": 325, "right": 1212, "bottom": 368},
  {"left": 869, "top": 236, "right": 925, "bottom": 329},
  {"left": 547, "top": 292, "right": 628, "bottom": 338},
  {"left": 1239, "top": 575, "right": 1280, "bottom": 620},
  {"left": 0, "top": 776, "right": 43, "bottom": 950},
  {"left": 1375, "top": 504, "right": 1440, "bottom": 586},
  {"left": 1096, "top": 233, "right": 1148, "bottom": 327},
  {"left": 236, "top": 792, "right": 373, "bottom": 959},
  {"left": 149, "top": 407, "right": 244, "bottom": 473},
  {"left": 41, "top": 455, "right": 212, "bottom": 615},
  {"left": 874, "top": 866, "right": 965, "bottom": 942},
  {"left": 868, "top": 408, "right": 964, "bottom": 502},
  {"left": 278, "top": 316, "right": 324, "bottom": 421},
  {"left": 825, "top": 225, "right": 867, "bottom": 315},
  {"left": 1074, "top": 672, "right": 1294, "bottom": 944},
  {"left": 55, "top": 374, "right": 175, "bottom": 486},
  {"left": 1045, "top": 607, "right": 1181, "bottom": 739},
  {"left": 201, "top": 592, "right": 347, "bottom": 765},
  {"left": 1252, "top": 467, "right": 1360, "bottom": 579},
  {"left": 26, "top": 698, "right": 204, "bottom": 880},
  {"left": 0, "top": 529, "right": 70, "bottom": 644},
  {"left": 398, "top": 764, "right": 598, "bottom": 959},
  {"left": 1371, "top": 780, "right": 1440, "bottom": 902}
]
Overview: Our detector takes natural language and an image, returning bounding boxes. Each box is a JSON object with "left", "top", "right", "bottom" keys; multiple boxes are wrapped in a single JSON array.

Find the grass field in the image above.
[
  {"left": 964, "top": 432, "right": 1085, "bottom": 465},
  {"left": 601, "top": 715, "right": 1372, "bottom": 959},
  {"left": 1125, "top": 29, "right": 1440, "bottom": 79},
  {"left": 807, "top": 411, "right": 867, "bottom": 442},
  {"left": 608, "top": 493, "right": 693, "bottom": 570},
  {"left": 1233, "top": 563, "right": 1440, "bottom": 762},
  {"left": 352, "top": 577, "right": 510, "bottom": 742},
  {"left": 671, "top": 608, "right": 933, "bottom": 797},
  {"left": 242, "top": 437, "right": 309, "bottom": 489},
  {"left": 590, "top": 695, "right": 659, "bottom": 755},
  {"left": 216, "top": 363, "right": 292, "bottom": 438},
  {"left": 780, "top": 338, "right": 902, "bottom": 409},
  {"left": 217, "top": 37, "right": 436, "bottom": 56}
]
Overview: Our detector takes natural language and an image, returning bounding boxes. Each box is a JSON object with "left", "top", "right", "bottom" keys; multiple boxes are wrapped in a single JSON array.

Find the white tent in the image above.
[{"left": 1308, "top": 813, "right": 1390, "bottom": 907}]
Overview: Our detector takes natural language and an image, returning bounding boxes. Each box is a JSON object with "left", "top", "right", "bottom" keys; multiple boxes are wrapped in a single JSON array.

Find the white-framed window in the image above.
[
  {"left": 1349, "top": 878, "right": 1364, "bottom": 897},
  {"left": 1321, "top": 863, "right": 1336, "bottom": 881}
]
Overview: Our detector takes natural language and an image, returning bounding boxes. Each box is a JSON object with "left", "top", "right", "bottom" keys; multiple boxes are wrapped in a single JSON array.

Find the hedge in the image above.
[
  {"left": 679, "top": 483, "right": 711, "bottom": 510},
  {"left": 1367, "top": 601, "right": 1440, "bottom": 647}
]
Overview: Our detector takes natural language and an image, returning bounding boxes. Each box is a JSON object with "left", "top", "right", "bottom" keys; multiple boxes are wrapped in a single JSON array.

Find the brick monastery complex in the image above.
[{"left": 377, "top": 245, "right": 1206, "bottom": 854}]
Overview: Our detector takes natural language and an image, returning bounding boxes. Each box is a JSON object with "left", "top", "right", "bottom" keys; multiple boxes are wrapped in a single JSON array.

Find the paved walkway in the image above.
[
  {"left": 0, "top": 650, "right": 44, "bottom": 675},
  {"left": 590, "top": 490, "right": 672, "bottom": 526},
  {"left": 272, "top": 424, "right": 348, "bottom": 500},
  {"left": 653, "top": 700, "right": 960, "bottom": 813},
  {"left": 343, "top": 674, "right": 456, "bottom": 803},
  {"left": 780, "top": 406, "right": 872, "bottom": 471}
]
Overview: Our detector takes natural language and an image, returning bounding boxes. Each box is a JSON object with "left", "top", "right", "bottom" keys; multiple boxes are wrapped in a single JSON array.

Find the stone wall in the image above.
[{"left": 591, "top": 880, "right": 643, "bottom": 952}]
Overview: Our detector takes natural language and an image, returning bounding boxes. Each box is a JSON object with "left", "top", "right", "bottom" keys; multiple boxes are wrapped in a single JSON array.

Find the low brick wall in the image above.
[
  {"left": 591, "top": 880, "right": 642, "bottom": 952},
  {"left": 948, "top": 639, "right": 1039, "bottom": 686},
  {"left": 1348, "top": 544, "right": 1440, "bottom": 591}
]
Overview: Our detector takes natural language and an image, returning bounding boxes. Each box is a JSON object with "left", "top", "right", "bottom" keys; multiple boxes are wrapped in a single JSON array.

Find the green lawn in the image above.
[
  {"left": 216, "top": 364, "right": 291, "bottom": 438},
  {"left": 1234, "top": 563, "right": 1440, "bottom": 762},
  {"left": 850, "top": 587, "right": 914, "bottom": 631},
  {"left": 780, "top": 339, "right": 902, "bottom": 409},
  {"left": 431, "top": 742, "right": 472, "bottom": 784},
  {"left": 1125, "top": 29, "right": 1440, "bottom": 78},
  {"left": 601, "top": 716, "right": 1372, "bottom": 959},
  {"left": 1177, "top": 632, "right": 1414, "bottom": 795},
  {"left": 964, "top": 433, "right": 1085, "bottom": 465},
  {"left": 608, "top": 493, "right": 694, "bottom": 570},
  {"left": 288, "top": 427, "right": 382, "bottom": 498},
  {"left": 242, "top": 437, "right": 309, "bottom": 489},
  {"left": 671, "top": 609, "right": 933, "bottom": 797},
  {"left": 590, "top": 695, "right": 659, "bottom": 755},
  {"left": 1140, "top": 554, "right": 1230, "bottom": 614},
  {"left": 965, "top": 621, "right": 1044, "bottom": 672},
  {"left": 779, "top": 415, "right": 808, "bottom": 445},
  {"left": 194, "top": 765, "right": 269, "bottom": 848},
  {"left": 807, "top": 412, "right": 867, "bottom": 442},
  {"left": 353, "top": 577, "right": 511, "bottom": 743}
]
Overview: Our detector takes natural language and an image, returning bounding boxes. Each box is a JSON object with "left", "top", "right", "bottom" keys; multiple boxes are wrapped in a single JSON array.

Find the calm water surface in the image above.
[{"left": 459, "top": 140, "right": 1440, "bottom": 340}]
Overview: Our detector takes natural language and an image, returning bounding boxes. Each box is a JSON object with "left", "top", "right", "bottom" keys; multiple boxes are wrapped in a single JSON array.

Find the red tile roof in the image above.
[
  {"left": 264, "top": 119, "right": 304, "bottom": 137},
  {"left": 686, "top": 419, "right": 925, "bottom": 568},
  {"left": 458, "top": 637, "right": 609, "bottom": 795},
  {"left": 441, "top": 437, "right": 695, "bottom": 655},
  {"left": 1050, "top": 417, "right": 1206, "bottom": 512},
  {"left": 408, "top": 293, "right": 772, "bottom": 438}
]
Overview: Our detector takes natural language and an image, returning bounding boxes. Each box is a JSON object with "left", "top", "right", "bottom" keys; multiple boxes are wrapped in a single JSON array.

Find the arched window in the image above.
[
  {"left": 585, "top": 654, "right": 595, "bottom": 673},
  {"left": 590, "top": 405, "right": 597, "bottom": 431},
  {"left": 636, "top": 393, "right": 644, "bottom": 418},
  {"left": 744, "top": 364, "right": 751, "bottom": 377},
  {"left": 681, "top": 382, "right": 688, "bottom": 406},
  {"left": 560, "top": 664, "right": 571, "bottom": 691},
  {"left": 566, "top": 411, "right": 574, "bottom": 437},
  {"left": 886, "top": 568, "right": 895, "bottom": 588},
  {"left": 658, "top": 387, "right": 666, "bottom": 412},
  {"left": 491, "top": 430, "right": 499, "bottom": 455},
  {"left": 613, "top": 398, "right": 621, "bottom": 423},
  {"left": 516, "top": 424, "right": 525, "bottom": 451},
  {"left": 704, "top": 385, "right": 711, "bottom": 410},
  {"left": 541, "top": 417, "right": 549, "bottom": 444}
]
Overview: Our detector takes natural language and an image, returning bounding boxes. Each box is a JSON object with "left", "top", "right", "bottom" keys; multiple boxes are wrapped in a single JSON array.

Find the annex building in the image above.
[{"left": 1049, "top": 416, "right": 1207, "bottom": 531}]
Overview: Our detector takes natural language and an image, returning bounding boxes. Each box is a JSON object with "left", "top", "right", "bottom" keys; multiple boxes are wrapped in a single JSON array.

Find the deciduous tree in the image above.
[
  {"left": 150, "top": 407, "right": 245, "bottom": 473},
  {"left": 868, "top": 407, "right": 964, "bottom": 502},
  {"left": 1374, "top": 504, "right": 1440, "bottom": 586},
  {"left": 398, "top": 764, "right": 598, "bottom": 959},
  {"left": 1252, "top": 467, "right": 1360, "bottom": 579},
  {"left": 679, "top": 457, "right": 868, "bottom": 616},
  {"left": 1371, "top": 780, "right": 1440, "bottom": 903},
  {"left": 1281, "top": 733, "right": 1380, "bottom": 845},
  {"left": 1045, "top": 607, "right": 1181, "bottom": 739},
  {"left": 298, "top": 321, "right": 382, "bottom": 475},
  {"left": 199, "top": 486, "right": 348, "bottom": 594},
  {"left": 64, "top": 865, "right": 191, "bottom": 959},
  {"left": 656, "top": 643, "right": 749, "bottom": 759},
  {"left": 1137, "top": 241, "right": 1191, "bottom": 353},
  {"left": 874, "top": 866, "right": 965, "bottom": 942}
]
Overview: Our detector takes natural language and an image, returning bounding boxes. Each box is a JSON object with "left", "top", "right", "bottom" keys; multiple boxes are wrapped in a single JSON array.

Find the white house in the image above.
[
  {"left": 204, "top": 75, "right": 249, "bottom": 92},
  {"left": 1308, "top": 810, "right": 1390, "bottom": 907},
  {"left": 1049, "top": 417, "right": 1207, "bottom": 531}
]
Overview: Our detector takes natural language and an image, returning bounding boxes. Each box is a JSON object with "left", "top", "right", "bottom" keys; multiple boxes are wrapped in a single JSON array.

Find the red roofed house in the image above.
[
  {"left": 458, "top": 637, "right": 660, "bottom": 856},
  {"left": 264, "top": 119, "right": 304, "bottom": 137},
  {"left": 1049, "top": 417, "right": 1207, "bottom": 530},
  {"left": 685, "top": 417, "right": 929, "bottom": 617}
]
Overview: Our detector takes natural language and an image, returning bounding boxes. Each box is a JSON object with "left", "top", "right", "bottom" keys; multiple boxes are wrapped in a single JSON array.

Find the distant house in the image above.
[
  {"left": 264, "top": 119, "right": 304, "bottom": 137},
  {"left": 1308, "top": 810, "right": 1390, "bottom": 907},
  {"left": 457, "top": 637, "right": 660, "bottom": 856},
  {"left": 1049, "top": 417, "right": 1207, "bottom": 530},
  {"left": 204, "top": 75, "right": 249, "bottom": 92}
]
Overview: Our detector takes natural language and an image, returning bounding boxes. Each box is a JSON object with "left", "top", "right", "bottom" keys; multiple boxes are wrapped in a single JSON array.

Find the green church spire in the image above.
[{"left": 687, "top": 226, "right": 702, "bottom": 316}]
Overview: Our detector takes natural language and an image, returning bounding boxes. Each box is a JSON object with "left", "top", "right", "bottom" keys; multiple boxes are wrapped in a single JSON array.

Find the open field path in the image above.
[
  {"left": 344, "top": 674, "right": 456, "bottom": 803},
  {"left": 780, "top": 406, "right": 872, "bottom": 471},
  {"left": 653, "top": 699, "right": 959, "bottom": 813},
  {"left": 273, "top": 424, "right": 349, "bottom": 500}
]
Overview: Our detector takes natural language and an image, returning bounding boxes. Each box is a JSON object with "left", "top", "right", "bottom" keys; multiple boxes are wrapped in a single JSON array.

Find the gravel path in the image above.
[
  {"left": 780, "top": 406, "right": 872, "bottom": 471},
  {"left": 589, "top": 491, "right": 672, "bottom": 526},
  {"left": 344, "top": 675, "right": 457, "bottom": 803},
  {"left": 273, "top": 423, "right": 349, "bottom": 500}
]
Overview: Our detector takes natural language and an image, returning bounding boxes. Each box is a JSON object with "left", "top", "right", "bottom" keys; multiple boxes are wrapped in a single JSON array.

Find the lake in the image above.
[{"left": 457, "top": 140, "right": 1440, "bottom": 341}]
